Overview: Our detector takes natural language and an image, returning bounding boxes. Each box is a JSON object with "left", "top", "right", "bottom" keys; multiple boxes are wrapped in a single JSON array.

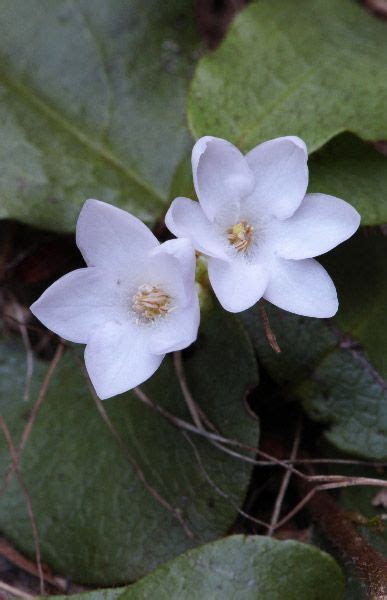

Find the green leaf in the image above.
[
  {"left": 46, "top": 536, "right": 345, "bottom": 600},
  {"left": 238, "top": 232, "right": 387, "bottom": 459},
  {"left": 309, "top": 134, "right": 387, "bottom": 226},
  {"left": 189, "top": 0, "right": 387, "bottom": 153},
  {"left": 0, "top": 0, "right": 200, "bottom": 231},
  {"left": 321, "top": 232, "right": 387, "bottom": 379},
  {"left": 0, "top": 309, "right": 258, "bottom": 585},
  {"left": 50, "top": 591, "right": 123, "bottom": 600}
]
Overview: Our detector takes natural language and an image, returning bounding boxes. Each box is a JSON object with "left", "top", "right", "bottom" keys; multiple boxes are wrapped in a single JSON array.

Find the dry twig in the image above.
[
  {"left": 134, "top": 387, "right": 387, "bottom": 488},
  {"left": 0, "top": 538, "right": 68, "bottom": 592},
  {"left": 1, "top": 342, "right": 64, "bottom": 497},
  {"left": 183, "top": 432, "right": 269, "bottom": 528},
  {"left": 79, "top": 363, "right": 195, "bottom": 539},
  {"left": 173, "top": 351, "right": 219, "bottom": 434},
  {"left": 267, "top": 420, "right": 302, "bottom": 536},
  {"left": 297, "top": 469, "right": 387, "bottom": 599},
  {"left": 134, "top": 380, "right": 387, "bottom": 555},
  {"left": 0, "top": 416, "right": 45, "bottom": 595},
  {"left": 0, "top": 581, "right": 34, "bottom": 600},
  {"left": 16, "top": 309, "right": 34, "bottom": 403},
  {"left": 259, "top": 302, "right": 281, "bottom": 353},
  {"left": 173, "top": 351, "right": 203, "bottom": 429}
]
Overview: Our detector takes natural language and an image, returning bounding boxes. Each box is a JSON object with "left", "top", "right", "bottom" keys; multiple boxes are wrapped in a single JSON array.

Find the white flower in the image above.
[
  {"left": 30, "top": 200, "right": 200, "bottom": 399},
  {"left": 166, "top": 136, "right": 360, "bottom": 317}
]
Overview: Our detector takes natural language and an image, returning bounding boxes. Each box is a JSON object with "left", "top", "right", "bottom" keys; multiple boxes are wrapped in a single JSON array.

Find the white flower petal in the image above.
[
  {"left": 30, "top": 268, "right": 122, "bottom": 344},
  {"left": 150, "top": 293, "right": 200, "bottom": 355},
  {"left": 85, "top": 320, "right": 163, "bottom": 400},
  {"left": 264, "top": 257, "right": 338, "bottom": 318},
  {"left": 245, "top": 136, "right": 308, "bottom": 219},
  {"left": 76, "top": 199, "right": 159, "bottom": 269},
  {"left": 275, "top": 193, "right": 361, "bottom": 260},
  {"left": 165, "top": 197, "right": 228, "bottom": 259},
  {"left": 208, "top": 258, "right": 269, "bottom": 313},
  {"left": 192, "top": 136, "right": 255, "bottom": 221},
  {"left": 152, "top": 238, "right": 196, "bottom": 300},
  {"left": 140, "top": 252, "right": 188, "bottom": 306}
]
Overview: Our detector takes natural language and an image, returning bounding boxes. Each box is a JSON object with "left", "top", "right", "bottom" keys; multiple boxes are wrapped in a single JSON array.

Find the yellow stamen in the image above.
[
  {"left": 132, "top": 284, "right": 171, "bottom": 321},
  {"left": 227, "top": 221, "right": 254, "bottom": 253}
]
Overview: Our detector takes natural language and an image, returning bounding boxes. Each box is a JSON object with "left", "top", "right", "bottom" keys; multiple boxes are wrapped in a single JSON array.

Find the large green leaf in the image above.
[
  {"left": 0, "top": 0, "right": 200, "bottom": 231},
  {"left": 309, "top": 134, "right": 387, "bottom": 226},
  {"left": 189, "top": 0, "right": 387, "bottom": 153},
  {"left": 0, "top": 309, "right": 259, "bottom": 585},
  {"left": 47, "top": 536, "right": 345, "bottom": 600},
  {"left": 239, "top": 232, "right": 387, "bottom": 459}
]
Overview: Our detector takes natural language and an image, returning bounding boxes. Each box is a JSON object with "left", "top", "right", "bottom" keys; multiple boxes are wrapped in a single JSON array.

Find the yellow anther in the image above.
[
  {"left": 132, "top": 284, "right": 171, "bottom": 321},
  {"left": 227, "top": 221, "right": 254, "bottom": 253}
]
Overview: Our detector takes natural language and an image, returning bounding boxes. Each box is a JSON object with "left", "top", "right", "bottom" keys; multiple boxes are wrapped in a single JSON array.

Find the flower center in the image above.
[
  {"left": 132, "top": 284, "right": 171, "bottom": 321},
  {"left": 227, "top": 221, "right": 254, "bottom": 253}
]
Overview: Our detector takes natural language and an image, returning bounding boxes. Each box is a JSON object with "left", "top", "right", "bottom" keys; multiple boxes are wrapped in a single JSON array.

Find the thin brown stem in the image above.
[
  {"left": 0, "top": 342, "right": 64, "bottom": 497},
  {"left": 133, "top": 388, "right": 387, "bottom": 490},
  {"left": 296, "top": 469, "right": 387, "bottom": 598},
  {"left": 259, "top": 302, "right": 281, "bottom": 353},
  {"left": 0, "top": 538, "right": 68, "bottom": 592},
  {"left": 0, "top": 581, "right": 34, "bottom": 600},
  {"left": 12, "top": 300, "right": 34, "bottom": 403},
  {"left": 183, "top": 432, "right": 269, "bottom": 528},
  {"left": 274, "top": 479, "right": 387, "bottom": 532},
  {"left": 173, "top": 351, "right": 204, "bottom": 429},
  {"left": 0, "top": 416, "right": 45, "bottom": 595},
  {"left": 267, "top": 419, "right": 302, "bottom": 536},
  {"left": 80, "top": 366, "right": 194, "bottom": 539}
]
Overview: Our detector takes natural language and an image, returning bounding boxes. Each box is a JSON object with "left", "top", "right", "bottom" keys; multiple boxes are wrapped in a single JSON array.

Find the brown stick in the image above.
[
  {"left": 0, "top": 581, "right": 34, "bottom": 600},
  {"left": 267, "top": 420, "right": 302, "bottom": 535},
  {"left": 79, "top": 367, "right": 195, "bottom": 540},
  {"left": 259, "top": 302, "right": 281, "bottom": 354},
  {"left": 173, "top": 351, "right": 203, "bottom": 429},
  {"left": 0, "top": 342, "right": 64, "bottom": 497},
  {"left": 297, "top": 475, "right": 387, "bottom": 599},
  {"left": 0, "top": 416, "right": 45, "bottom": 595},
  {"left": 0, "top": 538, "right": 67, "bottom": 592},
  {"left": 182, "top": 431, "right": 269, "bottom": 528},
  {"left": 133, "top": 388, "right": 387, "bottom": 489}
]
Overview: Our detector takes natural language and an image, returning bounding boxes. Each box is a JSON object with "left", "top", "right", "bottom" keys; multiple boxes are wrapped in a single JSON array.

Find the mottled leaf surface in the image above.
[
  {"left": 49, "top": 536, "right": 344, "bottom": 600},
  {"left": 0, "top": 0, "right": 200, "bottom": 231},
  {"left": 189, "top": 0, "right": 387, "bottom": 153},
  {"left": 0, "top": 309, "right": 258, "bottom": 585}
]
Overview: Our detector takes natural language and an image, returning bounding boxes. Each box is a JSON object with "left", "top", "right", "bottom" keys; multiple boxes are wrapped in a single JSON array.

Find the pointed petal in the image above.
[
  {"left": 165, "top": 197, "right": 228, "bottom": 259},
  {"left": 85, "top": 320, "right": 163, "bottom": 400},
  {"left": 245, "top": 136, "right": 308, "bottom": 219},
  {"left": 30, "top": 268, "right": 122, "bottom": 343},
  {"left": 150, "top": 293, "right": 200, "bottom": 354},
  {"left": 192, "top": 136, "right": 254, "bottom": 221},
  {"left": 275, "top": 193, "right": 361, "bottom": 259},
  {"left": 208, "top": 258, "right": 269, "bottom": 313},
  {"left": 139, "top": 251, "right": 188, "bottom": 306},
  {"left": 264, "top": 258, "right": 338, "bottom": 318},
  {"left": 76, "top": 199, "right": 158, "bottom": 269},
  {"left": 152, "top": 238, "right": 197, "bottom": 300}
]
